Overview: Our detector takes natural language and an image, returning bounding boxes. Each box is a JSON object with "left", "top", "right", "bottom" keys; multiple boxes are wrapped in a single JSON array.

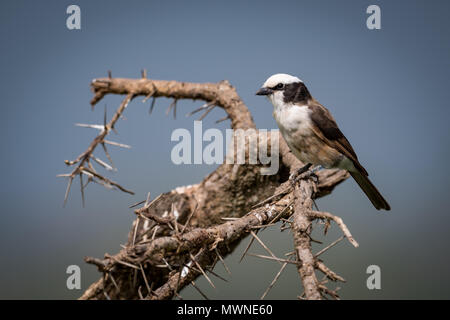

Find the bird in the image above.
[{"left": 256, "top": 73, "right": 390, "bottom": 210}]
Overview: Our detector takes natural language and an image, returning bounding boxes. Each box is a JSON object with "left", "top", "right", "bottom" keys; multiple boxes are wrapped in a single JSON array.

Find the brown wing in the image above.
[{"left": 308, "top": 100, "right": 368, "bottom": 176}]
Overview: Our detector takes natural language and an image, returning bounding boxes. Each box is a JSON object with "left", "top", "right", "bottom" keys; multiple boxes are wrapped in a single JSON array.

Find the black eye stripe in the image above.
[{"left": 272, "top": 83, "right": 284, "bottom": 90}]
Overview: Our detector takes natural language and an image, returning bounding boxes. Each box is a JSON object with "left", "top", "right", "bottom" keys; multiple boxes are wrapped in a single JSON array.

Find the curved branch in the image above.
[{"left": 91, "top": 77, "right": 255, "bottom": 130}]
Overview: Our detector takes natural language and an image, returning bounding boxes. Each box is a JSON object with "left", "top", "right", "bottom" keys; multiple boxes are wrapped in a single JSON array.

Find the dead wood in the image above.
[{"left": 60, "top": 71, "right": 355, "bottom": 300}]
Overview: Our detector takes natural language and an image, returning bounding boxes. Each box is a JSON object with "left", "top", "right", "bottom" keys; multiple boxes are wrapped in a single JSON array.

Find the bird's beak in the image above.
[{"left": 256, "top": 87, "right": 273, "bottom": 96}]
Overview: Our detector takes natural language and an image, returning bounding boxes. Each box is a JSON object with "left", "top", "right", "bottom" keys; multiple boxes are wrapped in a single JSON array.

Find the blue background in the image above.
[{"left": 1, "top": 0, "right": 449, "bottom": 299}]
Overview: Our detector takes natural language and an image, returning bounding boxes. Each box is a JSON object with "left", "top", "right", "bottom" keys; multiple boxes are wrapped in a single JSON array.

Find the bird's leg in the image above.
[
  {"left": 310, "top": 165, "right": 323, "bottom": 175},
  {"left": 289, "top": 163, "right": 312, "bottom": 185},
  {"left": 290, "top": 164, "right": 323, "bottom": 186},
  {"left": 302, "top": 165, "right": 323, "bottom": 183}
]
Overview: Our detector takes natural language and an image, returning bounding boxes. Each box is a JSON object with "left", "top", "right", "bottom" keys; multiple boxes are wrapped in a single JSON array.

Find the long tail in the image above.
[{"left": 350, "top": 171, "right": 391, "bottom": 211}]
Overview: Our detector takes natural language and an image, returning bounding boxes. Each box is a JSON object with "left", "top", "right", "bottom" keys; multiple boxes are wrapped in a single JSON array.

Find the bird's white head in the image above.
[
  {"left": 256, "top": 73, "right": 307, "bottom": 108},
  {"left": 262, "top": 73, "right": 303, "bottom": 88}
]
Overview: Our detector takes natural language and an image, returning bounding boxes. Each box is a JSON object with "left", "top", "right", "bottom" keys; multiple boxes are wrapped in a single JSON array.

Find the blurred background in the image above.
[{"left": 1, "top": 0, "right": 449, "bottom": 299}]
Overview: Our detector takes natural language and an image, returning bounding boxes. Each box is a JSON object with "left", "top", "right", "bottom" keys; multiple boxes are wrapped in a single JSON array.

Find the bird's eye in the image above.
[{"left": 274, "top": 83, "right": 284, "bottom": 90}]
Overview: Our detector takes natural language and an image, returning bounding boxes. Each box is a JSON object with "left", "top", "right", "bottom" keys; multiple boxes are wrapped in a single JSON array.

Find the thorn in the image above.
[
  {"left": 90, "top": 177, "right": 114, "bottom": 190},
  {"left": 83, "top": 176, "right": 92, "bottom": 189},
  {"left": 186, "top": 101, "right": 214, "bottom": 117},
  {"left": 145, "top": 192, "right": 151, "bottom": 207},
  {"left": 190, "top": 252, "right": 216, "bottom": 289},
  {"left": 104, "top": 105, "right": 107, "bottom": 128},
  {"left": 132, "top": 216, "right": 140, "bottom": 246},
  {"left": 249, "top": 230, "right": 281, "bottom": 265},
  {"left": 314, "top": 236, "right": 345, "bottom": 258},
  {"left": 246, "top": 253, "right": 296, "bottom": 265},
  {"left": 109, "top": 272, "right": 121, "bottom": 291},
  {"left": 191, "top": 281, "right": 209, "bottom": 300},
  {"left": 108, "top": 70, "right": 112, "bottom": 79},
  {"left": 80, "top": 173, "right": 85, "bottom": 207},
  {"left": 181, "top": 202, "right": 197, "bottom": 234},
  {"left": 74, "top": 123, "right": 105, "bottom": 131},
  {"left": 166, "top": 99, "right": 178, "bottom": 119},
  {"left": 173, "top": 100, "right": 177, "bottom": 119},
  {"left": 103, "top": 140, "right": 131, "bottom": 149},
  {"left": 129, "top": 199, "right": 146, "bottom": 209},
  {"left": 143, "top": 93, "right": 152, "bottom": 103},
  {"left": 63, "top": 175, "right": 74, "bottom": 207},
  {"left": 101, "top": 143, "right": 115, "bottom": 169},
  {"left": 215, "top": 115, "right": 230, "bottom": 124},
  {"left": 81, "top": 166, "right": 134, "bottom": 195},
  {"left": 149, "top": 97, "right": 156, "bottom": 115},
  {"left": 215, "top": 248, "right": 231, "bottom": 276},
  {"left": 312, "top": 199, "right": 319, "bottom": 211},
  {"left": 261, "top": 258, "right": 290, "bottom": 300},
  {"left": 151, "top": 226, "right": 159, "bottom": 240},
  {"left": 106, "top": 255, "right": 140, "bottom": 270},
  {"left": 91, "top": 155, "right": 114, "bottom": 171},
  {"left": 56, "top": 173, "right": 71, "bottom": 178},
  {"left": 221, "top": 217, "right": 239, "bottom": 221},
  {"left": 141, "top": 69, "right": 147, "bottom": 79},
  {"left": 141, "top": 193, "right": 162, "bottom": 210},
  {"left": 139, "top": 264, "right": 151, "bottom": 296},
  {"left": 239, "top": 233, "right": 256, "bottom": 263},
  {"left": 138, "top": 286, "right": 144, "bottom": 300},
  {"left": 161, "top": 257, "right": 173, "bottom": 271},
  {"left": 206, "top": 269, "right": 228, "bottom": 283},
  {"left": 198, "top": 105, "right": 214, "bottom": 121},
  {"left": 87, "top": 160, "right": 96, "bottom": 173},
  {"left": 171, "top": 203, "right": 179, "bottom": 234}
]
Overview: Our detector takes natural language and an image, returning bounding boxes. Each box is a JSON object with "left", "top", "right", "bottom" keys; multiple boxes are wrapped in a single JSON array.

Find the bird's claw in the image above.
[
  {"left": 300, "top": 171, "right": 319, "bottom": 183},
  {"left": 289, "top": 164, "right": 321, "bottom": 186}
]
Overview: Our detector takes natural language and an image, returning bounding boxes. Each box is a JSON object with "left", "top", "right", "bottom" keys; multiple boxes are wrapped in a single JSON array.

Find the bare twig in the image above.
[
  {"left": 60, "top": 93, "right": 134, "bottom": 205},
  {"left": 308, "top": 211, "right": 359, "bottom": 248}
]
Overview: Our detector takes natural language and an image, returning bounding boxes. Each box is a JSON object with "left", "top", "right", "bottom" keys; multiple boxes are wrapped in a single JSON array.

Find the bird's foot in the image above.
[
  {"left": 289, "top": 164, "right": 322, "bottom": 186},
  {"left": 299, "top": 170, "right": 319, "bottom": 184},
  {"left": 289, "top": 163, "right": 312, "bottom": 184}
]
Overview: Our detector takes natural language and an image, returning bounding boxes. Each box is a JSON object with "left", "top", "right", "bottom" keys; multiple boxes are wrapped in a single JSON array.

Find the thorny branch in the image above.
[
  {"left": 58, "top": 91, "right": 134, "bottom": 206},
  {"left": 62, "top": 70, "right": 357, "bottom": 300}
]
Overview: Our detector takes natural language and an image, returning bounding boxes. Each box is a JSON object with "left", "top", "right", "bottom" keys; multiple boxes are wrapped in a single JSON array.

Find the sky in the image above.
[{"left": 1, "top": 0, "right": 450, "bottom": 299}]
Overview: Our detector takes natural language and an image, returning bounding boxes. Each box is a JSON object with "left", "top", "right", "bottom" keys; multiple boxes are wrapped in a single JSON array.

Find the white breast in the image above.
[
  {"left": 272, "top": 103, "right": 317, "bottom": 164},
  {"left": 271, "top": 100, "right": 347, "bottom": 168},
  {"left": 274, "top": 104, "right": 312, "bottom": 136}
]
